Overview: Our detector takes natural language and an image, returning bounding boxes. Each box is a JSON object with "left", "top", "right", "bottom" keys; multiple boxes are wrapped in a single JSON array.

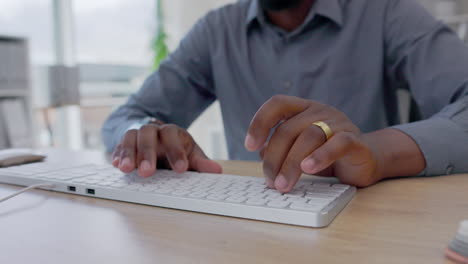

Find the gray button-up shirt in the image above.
[{"left": 103, "top": 0, "right": 468, "bottom": 176}]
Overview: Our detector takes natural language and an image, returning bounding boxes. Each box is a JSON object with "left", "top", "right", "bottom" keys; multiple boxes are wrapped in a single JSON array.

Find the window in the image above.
[
  {"left": 0, "top": 0, "right": 54, "bottom": 64},
  {"left": 73, "top": 0, "right": 156, "bottom": 149}
]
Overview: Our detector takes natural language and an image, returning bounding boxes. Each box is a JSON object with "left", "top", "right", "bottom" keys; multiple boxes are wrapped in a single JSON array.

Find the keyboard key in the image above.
[
  {"left": 307, "top": 198, "right": 335, "bottom": 204},
  {"left": 305, "top": 193, "right": 336, "bottom": 199},
  {"left": 153, "top": 188, "right": 174, "bottom": 194},
  {"left": 171, "top": 190, "right": 191, "bottom": 196},
  {"left": 265, "top": 189, "right": 282, "bottom": 196},
  {"left": 140, "top": 186, "right": 158, "bottom": 192},
  {"left": 208, "top": 188, "right": 227, "bottom": 195},
  {"left": 266, "top": 194, "right": 282, "bottom": 200},
  {"left": 188, "top": 191, "right": 208, "bottom": 198},
  {"left": 124, "top": 185, "right": 141, "bottom": 191},
  {"left": 286, "top": 197, "right": 308, "bottom": 203},
  {"left": 332, "top": 184, "right": 350, "bottom": 190},
  {"left": 290, "top": 202, "right": 325, "bottom": 212},
  {"left": 226, "top": 196, "right": 247, "bottom": 203},
  {"left": 245, "top": 192, "right": 261, "bottom": 198},
  {"left": 267, "top": 201, "right": 291, "bottom": 208},
  {"left": 269, "top": 196, "right": 287, "bottom": 202},
  {"left": 252, "top": 193, "right": 266, "bottom": 199},
  {"left": 191, "top": 187, "right": 212, "bottom": 193},
  {"left": 313, "top": 183, "right": 331, "bottom": 188},
  {"left": 245, "top": 187, "right": 266, "bottom": 193},
  {"left": 110, "top": 182, "right": 127, "bottom": 188},
  {"left": 283, "top": 190, "right": 305, "bottom": 197},
  {"left": 246, "top": 198, "right": 268, "bottom": 206},
  {"left": 96, "top": 181, "right": 114, "bottom": 186},
  {"left": 226, "top": 191, "right": 247, "bottom": 197},
  {"left": 206, "top": 194, "right": 228, "bottom": 201}
]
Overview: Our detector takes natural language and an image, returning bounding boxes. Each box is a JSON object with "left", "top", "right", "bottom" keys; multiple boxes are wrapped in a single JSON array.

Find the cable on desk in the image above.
[{"left": 0, "top": 183, "right": 55, "bottom": 203}]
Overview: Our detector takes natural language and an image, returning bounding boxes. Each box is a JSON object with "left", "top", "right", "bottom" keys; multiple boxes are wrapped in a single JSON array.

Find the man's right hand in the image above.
[{"left": 111, "top": 123, "right": 223, "bottom": 177}]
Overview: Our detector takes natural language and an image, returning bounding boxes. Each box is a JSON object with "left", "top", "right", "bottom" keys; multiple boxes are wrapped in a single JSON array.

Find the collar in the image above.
[{"left": 245, "top": 0, "right": 343, "bottom": 28}]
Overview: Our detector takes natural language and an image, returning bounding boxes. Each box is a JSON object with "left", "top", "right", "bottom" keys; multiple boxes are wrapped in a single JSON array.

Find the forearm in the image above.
[{"left": 363, "top": 128, "right": 426, "bottom": 180}]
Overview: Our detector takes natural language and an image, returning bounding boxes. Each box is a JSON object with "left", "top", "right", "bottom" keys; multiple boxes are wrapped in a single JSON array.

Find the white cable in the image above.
[{"left": 0, "top": 183, "right": 55, "bottom": 203}]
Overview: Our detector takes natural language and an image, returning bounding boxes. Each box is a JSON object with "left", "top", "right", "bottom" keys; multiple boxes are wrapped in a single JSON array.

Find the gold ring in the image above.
[{"left": 312, "top": 121, "right": 334, "bottom": 141}]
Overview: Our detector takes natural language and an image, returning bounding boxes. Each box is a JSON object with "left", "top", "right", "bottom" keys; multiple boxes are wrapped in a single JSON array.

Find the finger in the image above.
[
  {"left": 111, "top": 144, "right": 123, "bottom": 167},
  {"left": 188, "top": 145, "right": 223, "bottom": 174},
  {"left": 118, "top": 130, "right": 138, "bottom": 173},
  {"left": 245, "top": 95, "right": 314, "bottom": 151},
  {"left": 301, "top": 132, "right": 359, "bottom": 175},
  {"left": 136, "top": 125, "right": 158, "bottom": 177},
  {"left": 159, "top": 124, "right": 189, "bottom": 173},
  {"left": 262, "top": 109, "right": 332, "bottom": 185},
  {"left": 274, "top": 125, "right": 328, "bottom": 193}
]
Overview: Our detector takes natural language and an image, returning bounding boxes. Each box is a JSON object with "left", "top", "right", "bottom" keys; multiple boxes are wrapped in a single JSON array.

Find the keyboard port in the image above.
[
  {"left": 86, "top": 188, "right": 95, "bottom": 195},
  {"left": 68, "top": 186, "right": 76, "bottom": 192}
]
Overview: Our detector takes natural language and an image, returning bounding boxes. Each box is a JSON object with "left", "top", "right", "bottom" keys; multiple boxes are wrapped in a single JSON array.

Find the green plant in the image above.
[{"left": 152, "top": 0, "right": 169, "bottom": 70}]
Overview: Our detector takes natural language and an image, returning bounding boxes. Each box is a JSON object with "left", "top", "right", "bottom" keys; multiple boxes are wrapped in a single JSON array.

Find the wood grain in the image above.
[{"left": 0, "top": 149, "right": 465, "bottom": 264}]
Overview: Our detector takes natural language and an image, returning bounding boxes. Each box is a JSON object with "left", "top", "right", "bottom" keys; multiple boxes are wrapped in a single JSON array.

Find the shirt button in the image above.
[{"left": 284, "top": 81, "right": 292, "bottom": 89}]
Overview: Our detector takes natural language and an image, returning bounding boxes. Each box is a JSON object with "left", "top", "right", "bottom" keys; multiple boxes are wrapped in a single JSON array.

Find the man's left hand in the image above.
[{"left": 245, "top": 95, "right": 384, "bottom": 193}]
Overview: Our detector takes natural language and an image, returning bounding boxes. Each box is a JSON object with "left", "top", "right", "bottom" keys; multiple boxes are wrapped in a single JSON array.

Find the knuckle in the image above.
[
  {"left": 123, "top": 130, "right": 137, "bottom": 142},
  {"left": 140, "top": 124, "right": 157, "bottom": 133},
  {"left": 339, "top": 132, "right": 358, "bottom": 146},
  {"left": 120, "top": 148, "right": 134, "bottom": 158},
  {"left": 126, "top": 129, "right": 138, "bottom": 136},
  {"left": 276, "top": 123, "right": 295, "bottom": 137},
  {"left": 304, "top": 125, "right": 322, "bottom": 139},
  {"left": 137, "top": 144, "right": 154, "bottom": 153},
  {"left": 159, "top": 124, "right": 178, "bottom": 135}
]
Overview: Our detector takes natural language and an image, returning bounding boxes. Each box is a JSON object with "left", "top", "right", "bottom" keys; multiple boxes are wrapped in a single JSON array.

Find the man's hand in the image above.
[
  {"left": 112, "top": 123, "right": 222, "bottom": 177},
  {"left": 245, "top": 95, "right": 384, "bottom": 193}
]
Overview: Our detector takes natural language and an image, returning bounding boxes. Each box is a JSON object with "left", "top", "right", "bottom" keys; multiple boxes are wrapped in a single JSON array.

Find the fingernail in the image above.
[
  {"left": 245, "top": 134, "right": 257, "bottom": 151},
  {"left": 275, "top": 174, "right": 288, "bottom": 190},
  {"left": 302, "top": 158, "right": 316, "bottom": 172},
  {"left": 174, "top": 160, "right": 186, "bottom": 172},
  {"left": 112, "top": 157, "right": 120, "bottom": 165},
  {"left": 140, "top": 160, "right": 151, "bottom": 171}
]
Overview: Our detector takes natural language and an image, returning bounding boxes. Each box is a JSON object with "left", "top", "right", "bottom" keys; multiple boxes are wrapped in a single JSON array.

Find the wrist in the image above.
[
  {"left": 361, "top": 133, "right": 387, "bottom": 182},
  {"left": 362, "top": 129, "right": 426, "bottom": 180}
]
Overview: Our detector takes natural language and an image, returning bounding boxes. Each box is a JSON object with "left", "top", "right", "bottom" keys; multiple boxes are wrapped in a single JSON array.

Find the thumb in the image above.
[{"left": 188, "top": 145, "right": 223, "bottom": 174}]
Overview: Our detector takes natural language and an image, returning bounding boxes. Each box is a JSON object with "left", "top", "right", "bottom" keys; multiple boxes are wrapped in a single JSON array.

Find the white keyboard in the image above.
[{"left": 0, "top": 162, "right": 356, "bottom": 227}]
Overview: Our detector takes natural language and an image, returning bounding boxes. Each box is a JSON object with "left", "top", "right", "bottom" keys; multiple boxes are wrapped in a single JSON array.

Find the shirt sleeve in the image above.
[
  {"left": 101, "top": 14, "right": 217, "bottom": 153},
  {"left": 384, "top": 0, "right": 468, "bottom": 176}
]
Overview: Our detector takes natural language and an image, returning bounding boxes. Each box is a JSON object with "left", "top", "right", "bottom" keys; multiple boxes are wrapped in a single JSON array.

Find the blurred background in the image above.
[{"left": 0, "top": 0, "right": 467, "bottom": 160}]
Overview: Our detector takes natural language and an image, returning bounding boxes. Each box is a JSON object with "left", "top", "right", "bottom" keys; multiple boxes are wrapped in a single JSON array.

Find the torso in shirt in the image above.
[{"left": 205, "top": 0, "right": 398, "bottom": 160}]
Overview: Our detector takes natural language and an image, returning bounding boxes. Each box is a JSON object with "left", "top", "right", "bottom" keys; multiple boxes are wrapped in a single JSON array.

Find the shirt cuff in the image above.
[
  {"left": 103, "top": 119, "right": 148, "bottom": 153},
  {"left": 392, "top": 117, "right": 466, "bottom": 176}
]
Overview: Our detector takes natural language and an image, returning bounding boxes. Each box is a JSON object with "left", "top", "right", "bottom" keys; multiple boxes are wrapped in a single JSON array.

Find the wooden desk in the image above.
[{"left": 0, "top": 149, "right": 466, "bottom": 264}]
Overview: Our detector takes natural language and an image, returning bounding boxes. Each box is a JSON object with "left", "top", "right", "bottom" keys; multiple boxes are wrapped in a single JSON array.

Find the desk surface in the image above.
[{"left": 0, "top": 149, "right": 466, "bottom": 264}]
